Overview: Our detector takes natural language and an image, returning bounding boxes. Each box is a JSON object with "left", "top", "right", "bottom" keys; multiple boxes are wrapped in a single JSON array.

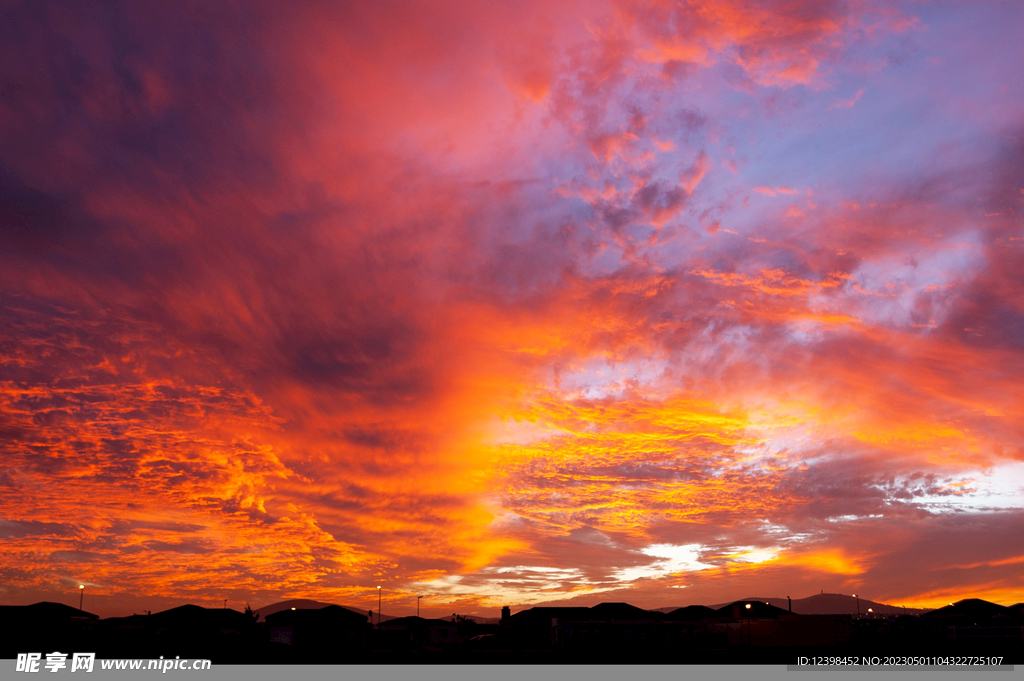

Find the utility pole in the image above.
[
  {"left": 377, "top": 586, "right": 382, "bottom": 625},
  {"left": 79, "top": 585, "right": 84, "bottom": 611},
  {"left": 417, "top": 595, "right": 422, "bottom": 618}
]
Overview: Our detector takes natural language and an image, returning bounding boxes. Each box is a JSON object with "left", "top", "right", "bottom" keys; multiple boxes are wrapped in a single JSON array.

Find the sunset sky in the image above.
[{"left": 2, "top": 0, "right": 1023, "bottom": 619}]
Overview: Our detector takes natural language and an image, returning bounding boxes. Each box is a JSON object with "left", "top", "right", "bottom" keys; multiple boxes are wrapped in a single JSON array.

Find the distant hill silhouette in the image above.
[{"left": 256, "top": 598, "right": 397, "bottom": 623}]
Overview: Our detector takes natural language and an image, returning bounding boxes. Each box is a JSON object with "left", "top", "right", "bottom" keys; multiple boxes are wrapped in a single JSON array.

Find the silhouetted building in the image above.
[
  {"left": 265, "top": 605, "right": 367, "bottom": 654},
  {"left": 590, "top": 602, "right": 663, "bottom": 620},
  {"left": 665, "top": 605, "right": 717, "bottom": 621},
  {"left": 0, "top": 601, "right": 98, "bottom": 624},
  {"left": 376, "top": 616, "right": 459, "bottom": 648},
  {"left": 510, "top": 603, "right": 685, "bottom": 653},
  {"left": 0, "top": 603, "right": 99, "bottom": 659},
  {"left": 920, "top": 599, "right": 1024, "bottom": 646},
  {"left": 101, "top": 605, "right": 256, "bottom": 656},
  {"left": 708, "top": 602, "right": 860, "bottom": 648},
  {"left": 507, "top": 606, "right": 591, "bottom": 648},
  {"left": 715, "top": 600, "right": 797, "bottom": 621},
  {"left": 922, "top": 599, "right": 1022, "bottom": 624},
  {"left": 146, "top": 604, "right": 254, "bottom": 633},
  {"left": 551, "top": 606, "right": 668, "bottom": 651}
]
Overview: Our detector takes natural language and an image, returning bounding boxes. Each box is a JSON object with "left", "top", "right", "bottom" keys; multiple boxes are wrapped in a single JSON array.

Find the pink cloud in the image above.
[{"left": 828, "top": 88, "right": 866, "bottom": 110}]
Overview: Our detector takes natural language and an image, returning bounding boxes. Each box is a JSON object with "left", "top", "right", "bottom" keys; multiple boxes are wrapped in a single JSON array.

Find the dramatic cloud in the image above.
[{"left": 1, "top": 0, "right": 1022, "bottom": 617}]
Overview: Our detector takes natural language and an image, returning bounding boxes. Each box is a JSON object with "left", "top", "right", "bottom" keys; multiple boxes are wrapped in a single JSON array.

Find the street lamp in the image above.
[
  {"left": 417, "top": 595, "right": 422, "bottom": 618},
  {"left": 377, "top": 586, "right": 382, "bottom": 626},
  {"left": 79, "top": 585, "right": 84, "bottom": 611},
  {"left": 853, "top": 594, "right": 860, "bottom": 616}
]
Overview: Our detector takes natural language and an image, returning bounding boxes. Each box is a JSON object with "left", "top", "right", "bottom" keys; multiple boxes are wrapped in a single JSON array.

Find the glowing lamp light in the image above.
[
  {"left": 79, "top": 585, "right": 84, "bottom": 589},
  {"left": 291, "top": 607, "right": 295, "bottom": 610},
  {"left": 745, "top": 603, "right": 751, "bottom": 609}
]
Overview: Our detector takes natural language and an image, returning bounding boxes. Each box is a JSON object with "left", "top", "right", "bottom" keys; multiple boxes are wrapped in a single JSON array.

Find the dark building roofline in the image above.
[
  {"left": 0, "top": 602, "right": 99, "bottom": 620},
  {"left": 264, "top": 604, "right": 369, "bottom": 626}
]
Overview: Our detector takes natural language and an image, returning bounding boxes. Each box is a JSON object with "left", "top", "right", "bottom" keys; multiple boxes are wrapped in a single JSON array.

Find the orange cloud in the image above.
[
  {"left": 1, "top": 0, "right": 1021, "bottom": 619},
  {"left": 775, "top": 548, "right": 867, "bottom": 576}
]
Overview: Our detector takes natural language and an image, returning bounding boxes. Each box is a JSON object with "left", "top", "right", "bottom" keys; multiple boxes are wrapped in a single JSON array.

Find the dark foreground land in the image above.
[{"left": 2, "top": 598, "right": 1021, "bottom": 665}]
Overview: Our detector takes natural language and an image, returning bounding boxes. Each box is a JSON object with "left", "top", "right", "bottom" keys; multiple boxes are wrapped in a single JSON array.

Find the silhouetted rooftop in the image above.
[
  {"left": 665, "top": 605, "right": 718, "bottom": 621},
  {"left": 378, "top": 616, "right": 454, "bottom": 629},
  {"left": 255, "top": 599, "right": 387, "bottom": 622},
  {"left": 264, "top": 604, "right": 368, "bottom": 627},
  {"left": 922, "top": 599, "right": 1020, "bottom": 621},
  {"left": 0, "top": 602, "right": 98, "bottom": 622},
  {"left": 589, "top": 602, "right": 662, "bottom": 620},
  {"left": 103, "top": 604, "right": 257, "bottom": 631},
  {"left": 510, "top": 606, "right": 593, "bottom": 623},
  {"left": 716, "top": 600, "right": 796, "bottom": 619}
]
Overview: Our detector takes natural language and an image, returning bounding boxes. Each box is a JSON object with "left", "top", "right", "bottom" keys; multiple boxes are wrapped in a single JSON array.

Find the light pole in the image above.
[
  {"left": 417, "top": 595, "right": 422, "bottom": 618},
  {"left": 377, "top": 586, "right": 382, "bottom": 626},
  {"left": 79, "top": 585, "right": 84, "bottom": 611},
  {"left": 853, "top": 594, "right": 860, "bottom": 616}
]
